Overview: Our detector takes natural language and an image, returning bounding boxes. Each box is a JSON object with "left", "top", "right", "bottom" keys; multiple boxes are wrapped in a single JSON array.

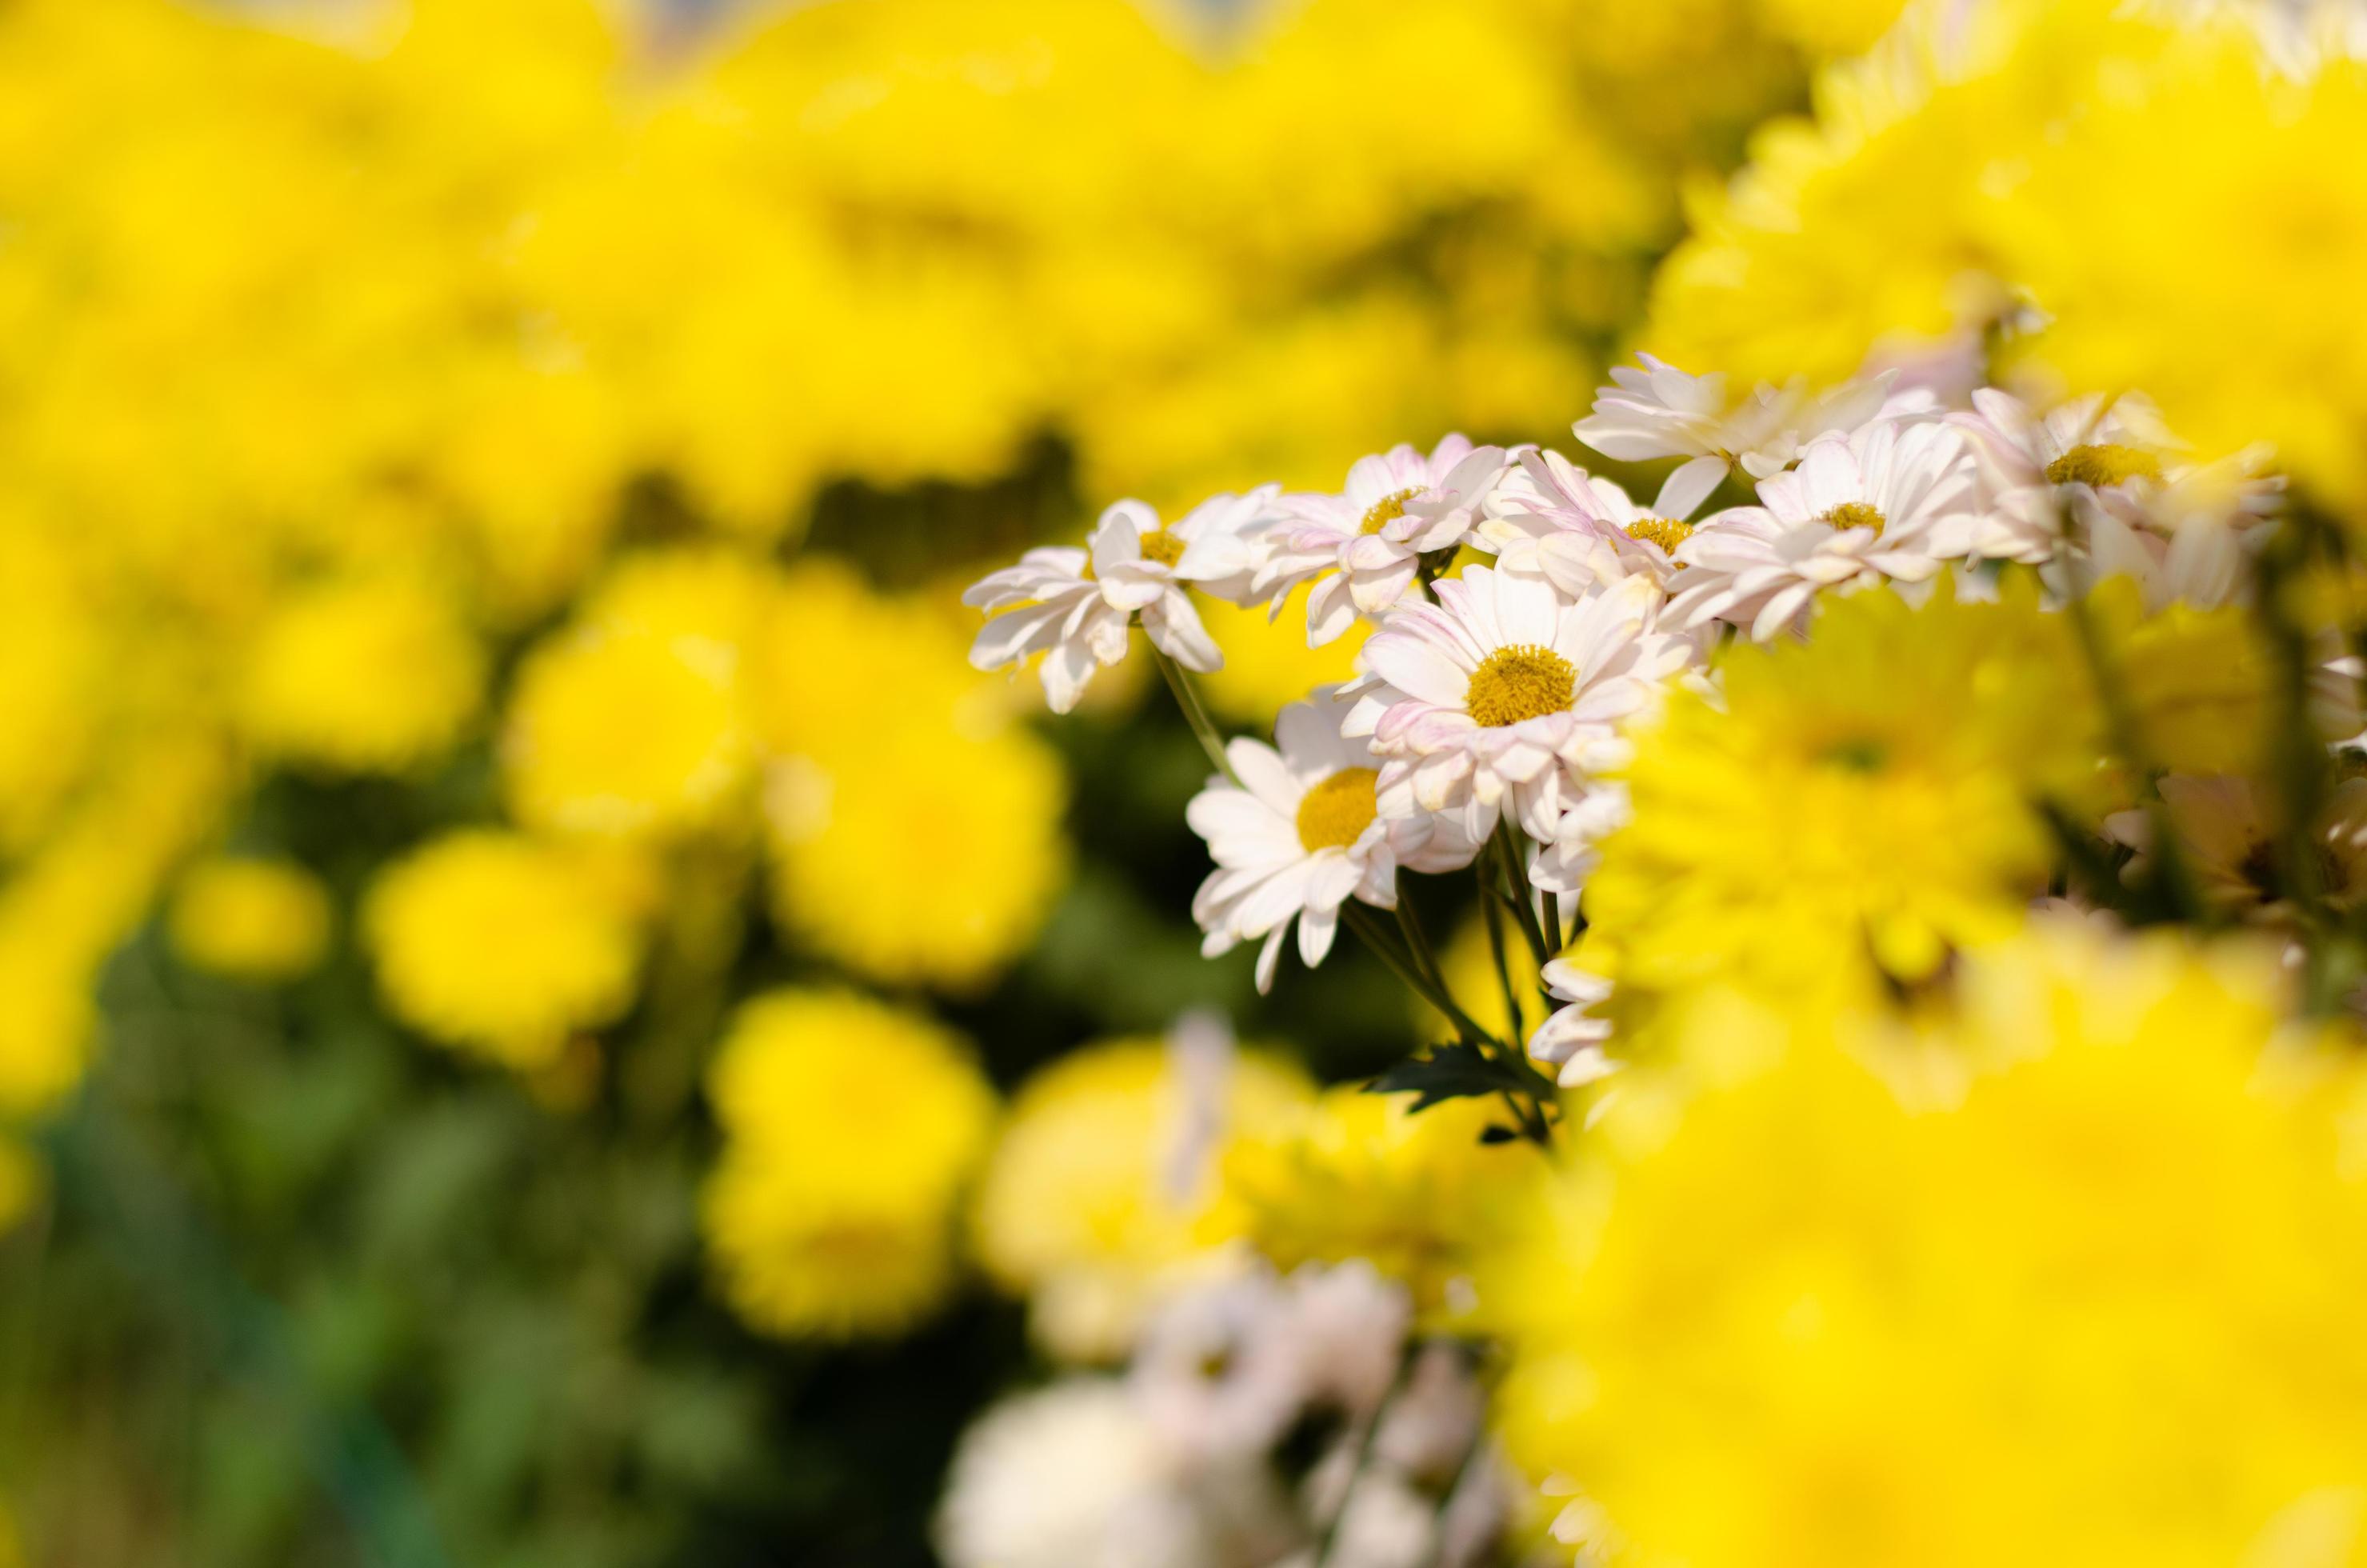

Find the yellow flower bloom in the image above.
[
  {"left": 755, "top": 560, "right": 1070, "bottom": 990},
  {"left": 167, "top": 855, "right": 333, "bottom": 983},
  {"left": 363, "top": 830, "right": 639, "bottom": 1071},
  {"left": 1584, "top": 582, "right": 2099, "bottom": 1012},
  {"left": 972, "top": 1036, "right": 1313, "bottom": 1361},
  {"left": 1484, "top": 919, "right": 2367, "bottom": 1567},
  {"left": 1218, "top": 1082, "right": 1544, "bottom": 1316},
  {"left": 239, "top": 574, "right": 485, "bottom": 775},
  {"left": 702, "top": 988, "right": 998, "bottom": 1341}
]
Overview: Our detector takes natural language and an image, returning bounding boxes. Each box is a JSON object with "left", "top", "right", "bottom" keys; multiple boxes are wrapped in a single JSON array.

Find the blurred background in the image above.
[{"left": 0, "top": 0, "right": 1905, "bottom": 1561}]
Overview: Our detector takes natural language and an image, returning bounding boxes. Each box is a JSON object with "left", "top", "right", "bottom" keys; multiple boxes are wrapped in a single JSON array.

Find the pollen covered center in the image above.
[
  {"left": 1295, "top": 767, "right": 1379, "bottom": 853},
  {"left": 1138, "top": 527, "right": 1187, "bottom": 568},
  {"left": 1625, "top": 516, "right": 1694, "bottom": 555},
  {"left": 2046, "top": 443, "right": 2161, "bottom": 487},
  {"left": 1819, "top": 501, "right": 1886, "bottom": 536},
  {"left": 1465, "top": 643, "right": 1577, "bottom": 728},
  {"left": 1359, "top": 487, "right": 1424, "bottom": 535}
]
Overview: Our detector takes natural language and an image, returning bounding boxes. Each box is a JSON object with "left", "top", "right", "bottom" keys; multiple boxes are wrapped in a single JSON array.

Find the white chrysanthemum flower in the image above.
[
  {"left": 935, "top": 1378, "right": 1278, "bottom": 1568},
  {"left": 1527, "top": 958, "right": 1617, "bottom": 1089},
  {"left": 1572, "top": 354, "right": 1894, "bottom": 482},
  {"left": 1345, "top": 568, "right": 1693, "bottom": 844},
  {"left": 1529, "top": 783, "right": 1631, "bottom": 899},
  {"left": 966, "top": 490, "right": 1280, "bottom": 713},
  {"left": 1186, "top": 690, "right": 1479, "bottom": 994},
  {"left": 1665, "top": 418, "right": 1981, "bottom": 641},
  {"left": 1250, "top": 437, "right": 1508, "bottom": 646},
  {"left": 1476, "top": 446, "right": 1729, "bottom": 598}
]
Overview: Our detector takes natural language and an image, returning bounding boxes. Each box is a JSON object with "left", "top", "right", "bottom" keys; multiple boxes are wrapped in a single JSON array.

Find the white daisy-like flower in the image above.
[
  {"left": 1344, "top": 567, "right": 1694, "bottom": 844},
  {"left": 1665, "top": 418, "right": 1981, "bottom": 642},
  {"left": 1573, "top": 353, "right": 1894, "bottom": 482},
  {"left": 2104, "top": 773, "right": 2367, "bottom": 919},
  {"left": 1185, "top": 690, "right": 1478, "bottom": 994},
  {"left": 1250, "top": 436, "right": 1509, "bottom": 647},
  {"left": 1527, "top": 957, "right": 1617, "bottom": 1089},
  {"left": 966, "top": 490, "right": 1281, "bottom": 713},
  {"left": 1476, "top": 446, "right": 1729, "bottom": 599},
  {"left": 1529, "top": 782, "right": 1631, "bottom": 899}
]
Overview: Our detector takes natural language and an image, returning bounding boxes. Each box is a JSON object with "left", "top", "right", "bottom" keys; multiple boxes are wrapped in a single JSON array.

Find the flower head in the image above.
[
  {"left": 702, "top": 989, "right": 998, "bottom": 1341},
  {"left": 1346, "top": 566, "right": 1694, "bottom": 843},
  {"left": 1573, "top": 353, "right": 1894, "bottom": 481},
  {"left": 1187, "top": 689, "right": 1477, "bottom": 994},
  {"left": 1250, "top": 436, "right": 1509, "bottom": 646},
  {"left": 1478, "top": 446, "right": 1733, "bottom": 599},
  {"left": 967, "top": 492, "right": 1274, "bottom": 712},
  {"left": 1668, "top": 417, "right": 1983, "bottom": 640}
]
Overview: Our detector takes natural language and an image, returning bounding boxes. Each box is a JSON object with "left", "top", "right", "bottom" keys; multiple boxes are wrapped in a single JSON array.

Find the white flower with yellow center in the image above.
[
  {"left": 1344, "top": 567, "right": 1694, "bottom": 844},
  {"left": 1573, "top": 353, "right": 1894, "bottom": 482},
  {"left": 1665, "top": 418, "right": 1981, "bottom": 641},
  {"left": 1477, "top": 445, "right": 1730, "bottom": 599},
  {"left": 966, "top": 490, "right": 1279, "bottom": 713},
  {"left": 1249, "top": 436, "right": 1508, "bottom": 647},
  {"left": 1185, "top": 690, "right": 1477, "bottom": 994}
]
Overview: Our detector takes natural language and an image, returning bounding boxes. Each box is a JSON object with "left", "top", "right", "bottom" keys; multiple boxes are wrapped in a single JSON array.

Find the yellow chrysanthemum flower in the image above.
[
  {"left": 363, "top": 830, "right": 639, "bottom": 1072},
  {"left": 238, "top": 574, "right": 485, "bottom": 775},
  {"left": 702, "top": 988, "right": 998, "bottom": 1341},
  {"left": 973, "top": 1036, "right": 1313, "bottom": 1361},
  {"left": 502, "top": 625, "right": 752, "bottom": 840},
  {"left": 755, "top": 560, "right": 1070, "bottom": 990},
  {"left": 1583, "top": 582, "right": 2100, "bottom": 1011},
  {"left": 167, "top": 855, "right": 333, "bottom": 983},
  {"left": 1483, "top": 919, "right": 2367, "bottom": 1567},
  {"left": 1218, "top": 1082, "right": 1545, "bottom": 1316}
]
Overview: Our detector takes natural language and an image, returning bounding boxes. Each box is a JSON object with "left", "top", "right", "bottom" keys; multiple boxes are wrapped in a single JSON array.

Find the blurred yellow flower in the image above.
[
  {"left": 972, "top": 1034, "right": 1313, "bottom": 1361},
  {"left": 1218, "top": 1082, "right": 1542, "bottom": 1318},
  {"left": 1585, "top": 581, "right": 2099, "bottom": 1009},
  {"left": 503, "top": 625, "right": 751, "bottom": 840},
  {"left": 167, "top": 855, "right": 333, "bottom": 983},
  {"left": 1484, "top": 919, "right": 2367, "bottom": 1567},
  {"left": 363, "top": 830, "right": 639, "bottom": 1071},
  {"left": 754, "top": 560, "right": 1070, "bottom": 991},
  {"left": 1193, "top": 592, "right": 1370, "bottom": 728},
  {"left": 238, "top": 574, "right": 485, "bottom": 775},
  {"left": 702, "top": 988, "right": 998, "bottom": 1341}
]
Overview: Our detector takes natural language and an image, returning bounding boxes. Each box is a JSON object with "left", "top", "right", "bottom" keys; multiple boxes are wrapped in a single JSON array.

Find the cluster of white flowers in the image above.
[
  {"left": 935, "top": 1262, "right": 1517, "bottom": 1568},
  {"left": 966, "top": 354, "right": 2290, "bottom": 1090}
]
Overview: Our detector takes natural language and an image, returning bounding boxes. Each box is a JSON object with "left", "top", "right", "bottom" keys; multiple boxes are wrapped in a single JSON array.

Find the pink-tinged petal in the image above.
[
  {"left": 1345, "top": 559, "right": 1419, "bottom": 615},
  {"left": 1401, "top": 708, "right": 1479, "bottom": 752},
  {"left": 1363, "top": 634, "right": 1469, "bottom": 709},
  {"left": 1653, "top": 455, "right": 1728, "bottom": 521},
  {"left": 1491, "top": 562, "right": 1563, "bottom": 646},
  {"left": 1305, "top": 574, "right": 1362, "bottom": 647},
  {"left": 1749, "top": 582, "right": 1816, "bottom": 642},
  {"left": 1411, "top": 750, "right": 1472, "bottom": 811}
]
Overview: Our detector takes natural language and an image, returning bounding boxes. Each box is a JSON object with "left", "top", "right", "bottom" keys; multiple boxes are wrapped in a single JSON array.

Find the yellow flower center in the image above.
[
  {"left": 1625, "top": 516, "right": 1695, "bottom": 555},
  {"left": 1819, "top": 501, "right": 1886, "bottom": 536},
  {"left": 2045, "top": 443, "right": 2161, "bottom": 487},
  {"left": 1139, "top": 527, "right": 1187, "bottom": 568},
  {"left": 1295, "top": 767, "right": 1379, "bottom": 853},
  {"left": 1465, "top": 643, "right": 1577, "bottom": 728},
  {"left": 1359, "top": 488, "right": 1424, "bottom": 535}
]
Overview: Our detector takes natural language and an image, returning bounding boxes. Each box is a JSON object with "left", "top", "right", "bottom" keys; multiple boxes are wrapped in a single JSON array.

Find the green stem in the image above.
[
  {"left": 1489, "top": 818, "right": 1554, "bottom": 969},
  {"left": 1477, "top": 866, "right": 1526, "bottom": 1042},
  {"left": 1151, "top": 643, "right": 1236, "bottom": 783},
  {"left": 1345, "top": 903, "right": 1489, "bottom": 1047}
]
